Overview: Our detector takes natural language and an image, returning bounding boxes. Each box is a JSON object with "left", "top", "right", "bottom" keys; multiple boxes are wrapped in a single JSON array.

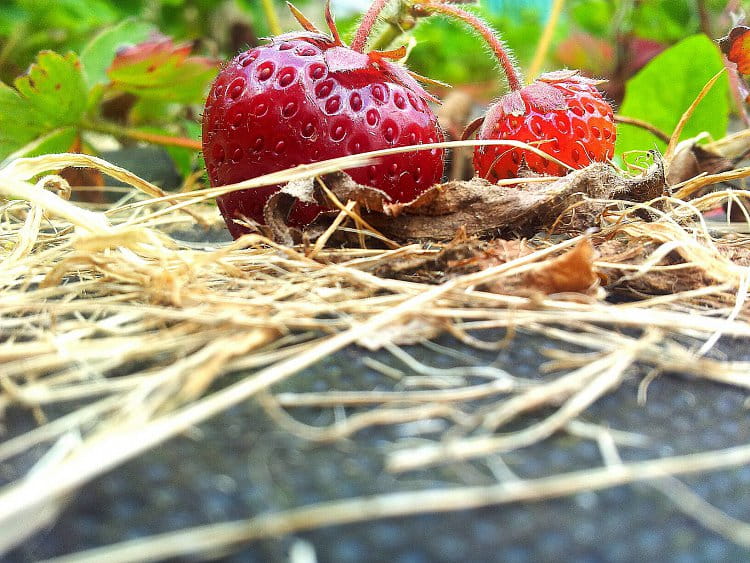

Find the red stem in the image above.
[
  {"left": 415, "top": 2, "right": 523, "bottom": 92},
  {"left": 351, "top": 0, "right": 391, "bottom": 52},
  {"left": 82, "top": 119, "right": 202, "bottom": 151}
]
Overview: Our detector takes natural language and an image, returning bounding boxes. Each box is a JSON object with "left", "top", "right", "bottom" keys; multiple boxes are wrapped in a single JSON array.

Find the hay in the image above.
[{"left": 1, "top": 134, "right": 750, "bottom": 559}]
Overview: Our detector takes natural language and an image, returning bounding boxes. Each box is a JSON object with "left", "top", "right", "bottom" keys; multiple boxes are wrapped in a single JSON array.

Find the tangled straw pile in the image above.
[{"left": 1, "top": 135, "right": 750, "bottom": 560}]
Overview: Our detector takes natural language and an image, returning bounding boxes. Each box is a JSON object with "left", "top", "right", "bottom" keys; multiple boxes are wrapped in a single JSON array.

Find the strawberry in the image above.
[
  {"left": 202, "top": 1, "right": 445, "bottom": 238},
  {"left": 473, "top": 70, "right": 616, "bottom": 182},
  {"left": 411, "top": 1, "right": 615, "bottom": 183}
]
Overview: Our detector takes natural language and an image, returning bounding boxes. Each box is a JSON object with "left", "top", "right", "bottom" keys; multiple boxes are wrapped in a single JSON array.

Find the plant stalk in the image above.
[
  {"left": 369, "top": 6, "right": 416, "bottom": 52},
  {"left": 82, "top": 120, "right": 202, "bottom": 151},
  {"left": 261, "top": 0, "right": 283, "bottom": 36},
  {"left": 352, "top": 0, "right": 393, "bottom": 52},
  {"left": 527, "top": 0, "right": 565, "bottom": 81}
]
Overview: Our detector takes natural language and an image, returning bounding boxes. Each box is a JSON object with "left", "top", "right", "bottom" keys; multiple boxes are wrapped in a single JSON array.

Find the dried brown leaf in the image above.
[
  {"left": 596, "top": 238, "right": 741, "bottom": 297},
  {"left": 317, "top": 171, "right": 394, "bottom": 213},
  {"left": 358, "top": 162, "right": 666, "bottom": 242},
  {"left": 375, "top": 236, "right": 533, "bottom": 283},
  {"left": 262, "top": 191, "right": 297, "bottom": 246},
  {"left": 666, "top": 141, "right": 734, "bottom": 186},
  {"left": 523, "top": 238, "right": 599, "bottom": 295}
]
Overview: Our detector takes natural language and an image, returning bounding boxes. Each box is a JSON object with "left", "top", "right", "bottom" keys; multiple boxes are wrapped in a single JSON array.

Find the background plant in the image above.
[{"left": 0, "top": 0, "right": 739, "bottom": 179}]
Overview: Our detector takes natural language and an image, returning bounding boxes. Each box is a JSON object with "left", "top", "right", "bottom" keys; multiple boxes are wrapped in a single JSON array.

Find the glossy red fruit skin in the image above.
[
  {"left": 202, "top": 36, "right": 445, "bottom": 238},
  {"left": 474, "top": 72, "right": 615, "bottom": 183}
]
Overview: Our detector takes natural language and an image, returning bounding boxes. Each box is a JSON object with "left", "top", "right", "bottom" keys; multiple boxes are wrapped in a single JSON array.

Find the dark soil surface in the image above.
[{"left": 5, "top": 329, "right": 750, "bottom": 562}]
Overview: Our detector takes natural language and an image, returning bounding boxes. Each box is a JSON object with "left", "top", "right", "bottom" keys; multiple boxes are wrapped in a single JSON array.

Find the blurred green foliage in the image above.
[
  {"left": 408, "top": 9, "right": 544, "bottom": 85},
  {"left": 0, "top": 1, "right": 535, "bottom": 87},
  {"left": 617, "top": 34, "right": 729, "bottom": 156},
  {"left": 569, "top": 0, "right": 729, "bottom": 43},
  {"left": 0, "top": 0, "right": 738, "bottom": 170},
  {"left": 0, "top": 0, "right": 257, "bottom": 84},
  {"left": 0, "top": 0, "right": 733, "bottom": 88}
]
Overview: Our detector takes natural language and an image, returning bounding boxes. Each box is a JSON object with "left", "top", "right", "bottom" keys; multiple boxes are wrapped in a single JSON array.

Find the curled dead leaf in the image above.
[
  {"left": 262, "top": 191, "right": 298, "bottom": 246},
  {"left": 358, "top": 161, "right": 666, "bottom": 241},
  {"left": 523, "top": 238, "right": 599, "bottom": 295},
  {"left": 666, "top": 139, "right": 734, "bottom": 186},
  {"left": 259, "top": 162, "right": 666, "bottom": 247},
  {"left": 376, "top": 235, "right": 599, "bottom": 298},
  {"left": 375, "top": 234, "right": 533, "bottom": 284},
  {"left": 316, "top": 172, "right": 394, "bottom": 213}
]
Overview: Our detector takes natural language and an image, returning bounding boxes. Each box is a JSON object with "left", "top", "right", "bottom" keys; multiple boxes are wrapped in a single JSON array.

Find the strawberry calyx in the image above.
[
  {"left": 271, "top": 31, "right": 331, "bottom": 46},
  {"left": 324, "top": 0, "right": 345, "bottom": 46},
  {"left": 517, "top": 81, "right": 566, "bottom": 112},
  {"left": 323, "top": 47, "right": 371, "bottom": 72},
  {"left": 538, "top": 69, "right": 606, "bottom": 85},
  {"left": 281, "top": 1, "right": 439, "bottom": 103},
  {"left": 286, "top": 1, "right": 321, "bottom": 33},
  {"left": 496, "top": 90, "right": 525, "bottom": 117},
  {"left": 498, "top": 70, "right": 602, "bottom": 117},
  {"left": 466, "top": 70, "right": 607, "bottom": 138}
]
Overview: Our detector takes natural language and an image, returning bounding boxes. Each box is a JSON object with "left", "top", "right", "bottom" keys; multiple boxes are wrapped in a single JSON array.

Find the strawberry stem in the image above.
[
  {"left": 368, "top": 0, "right": 426, "bottom": 52},
  {"left": 370, "top": 17, "right": 410, "bottom": 51},
  {"left": 351, "top": 0, "right": 392, "bottom": 52},
  {"left": 414, "top": 1, "right": 523, "bottom": 92}
]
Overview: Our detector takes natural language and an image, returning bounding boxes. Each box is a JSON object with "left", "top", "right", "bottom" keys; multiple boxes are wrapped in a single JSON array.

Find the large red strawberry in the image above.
[
  {"left": 202, "top": 2, "right": 445, "bottom": 238},
  {"left": 411, "top": 1, "right": 615, "bottom": 183},
  {"left": 474, "top": 70, "right": 616, "bottom": 182}
]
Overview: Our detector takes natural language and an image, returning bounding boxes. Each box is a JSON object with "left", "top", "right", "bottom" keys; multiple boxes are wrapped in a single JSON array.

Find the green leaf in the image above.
[
  {"left": 0, "top": 82, "right": 47, "bottom": 160},
  {"left": 176, "top": 119, "right": 204, "bottom": 178},
  {"left": 164, "top": 144, "right": 194, "bottom": 179},
  {"left": 616, "top": 35, "right": 729, "bottom": 157},
  {"left": 15, "top": 51, "right": 88, "bottom": 129},
  {"left": 0, "top": 51, "right": 87, "bottom": 160},
  {"left": 81, "top": 18, "right": 156, "bottom": 88},
  {"left": 107, "top": 37, "right": 219, "bottom": 104},
  {"left": 14, "top": 127, "right": 78, "bottom": 159}
]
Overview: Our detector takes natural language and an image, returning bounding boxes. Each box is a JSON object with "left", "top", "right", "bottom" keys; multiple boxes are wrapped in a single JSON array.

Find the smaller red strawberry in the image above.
[
  {"left": 412, "top": 1, "right": 615, "bottom": 183},
  {"left": 473, "top": 70, "right": 616, "bottom": 182}
]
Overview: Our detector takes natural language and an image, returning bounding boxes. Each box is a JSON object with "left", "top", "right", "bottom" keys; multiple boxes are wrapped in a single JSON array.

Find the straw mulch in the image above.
[{"left": 1, "top": 128, "right": 750, "bottom": 560}]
